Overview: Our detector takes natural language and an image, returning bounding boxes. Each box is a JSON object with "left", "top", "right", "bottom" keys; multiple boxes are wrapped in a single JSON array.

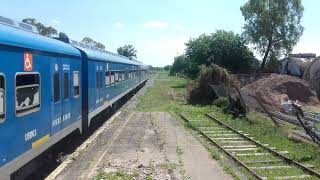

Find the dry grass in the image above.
[{"left": 187, "top": 64, "right": 239, "bottom": 105}]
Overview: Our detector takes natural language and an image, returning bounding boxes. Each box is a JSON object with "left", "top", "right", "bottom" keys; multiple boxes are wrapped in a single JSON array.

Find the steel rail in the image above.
[
  {"left": 179, "top": 113, "right": 264, "bottom": 180},
  {"left": 204, "top": 113, "right": 320, "bottom": 179}
]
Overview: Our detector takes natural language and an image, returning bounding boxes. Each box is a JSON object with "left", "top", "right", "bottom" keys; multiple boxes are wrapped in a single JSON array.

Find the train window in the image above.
[
  {"left": 118, "top": 71, "right": 122, "bottom": 82},
  {"left": 115, "top": 71, "right": 119, "bottom": 83},
  {"left": 105, "top": 71, "right": 110, "bottom": 86},
  {"left": 100, "top": 71, "right": 103, "bottom": 88},
  {"left": 111, "top": 71, "right": 115, "bottom": 84},
  {"left": 63, "top": 73, "right": 69, "bottom": 99},
  {"left": 15, "top": 73, "right": 40, "bottom": 116},
  {"left": 96, "top": 71, "right": 99, "bottom": 88},
  {"left": 54, "top": 72, "right": 60, "bottom": 102},
  {"left": 73, "top": 71, "right": 80, "bottom": 97},
  {"left": 122, "top": 71, "right": 125, "bottom": 81},
  {"left": 0, "top": 75, "right": 5, "bottom": 121}
]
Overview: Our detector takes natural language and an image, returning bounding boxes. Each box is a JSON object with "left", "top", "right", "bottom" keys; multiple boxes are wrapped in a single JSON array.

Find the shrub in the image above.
[
  {"left": 187, "top": 64, "right": 240, "bottom": 105},
  {"left": 213, "top": 97, "right": 229, "bottom": 108}
]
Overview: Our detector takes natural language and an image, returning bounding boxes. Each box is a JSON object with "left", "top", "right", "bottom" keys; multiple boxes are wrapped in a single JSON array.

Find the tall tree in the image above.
[
  {"left": 81, "top": 37, "right": 106, "bottom": 49},
  {"left": 117, "top": 44, "right": 137, "bottom": 58},
  {"left": 22, "top": 18, "right": 58, "bottom": 37},
  {"left": 58, "top": 32, "right": 69, "bottom": 39},
  {"left": 241, "top": 0, "right": 304, "bottom": 70},
  {"left": 170, "top": 54, "right": 189, "bottom": 76},
  {"left": 184, "top": 30, "right": 256, "bottom": 77}
]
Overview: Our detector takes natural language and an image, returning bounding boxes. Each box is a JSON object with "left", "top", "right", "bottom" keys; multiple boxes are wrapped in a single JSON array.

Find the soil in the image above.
[{"left": 241, "top": 74, "right": 319, "bottom": 111}]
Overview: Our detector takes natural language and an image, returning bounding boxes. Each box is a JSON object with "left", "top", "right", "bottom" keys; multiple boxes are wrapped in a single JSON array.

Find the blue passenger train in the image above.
[{"left": 0, "top": 16, "right": 148, "bottom": 180}]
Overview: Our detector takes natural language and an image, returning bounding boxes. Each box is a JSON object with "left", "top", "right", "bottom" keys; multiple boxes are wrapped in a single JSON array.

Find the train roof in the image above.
[
  {"left": 68, "top": 40, "right": 143, "bottom": 66},
  {"left": 0, "top": 19, "right": 81, "bottom": 57}
]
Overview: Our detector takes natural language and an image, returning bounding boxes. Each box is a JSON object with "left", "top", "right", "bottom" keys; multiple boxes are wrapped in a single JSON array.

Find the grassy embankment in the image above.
[{"left": 135, "top": 71, "right": 320, "bottom": 174}]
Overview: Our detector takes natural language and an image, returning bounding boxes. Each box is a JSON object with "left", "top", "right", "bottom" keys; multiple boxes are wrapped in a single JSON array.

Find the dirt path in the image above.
[{"left": 53, "top": 111, "right": 231, "bottom": 180}]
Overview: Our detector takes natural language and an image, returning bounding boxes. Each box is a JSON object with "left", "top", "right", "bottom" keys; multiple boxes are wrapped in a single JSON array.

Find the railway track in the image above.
[{"left": 180, "top": 112, "right": 320, "bottom": 180}]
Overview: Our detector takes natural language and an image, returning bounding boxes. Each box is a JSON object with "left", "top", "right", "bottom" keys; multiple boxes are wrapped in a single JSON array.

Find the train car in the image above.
[
  {"left": 0, "top": 16, "right": 147, "bottom": 180},
  {"left": 0, "top": 17, "right": 83, "bottom": 180},
  {"left": 65, "top": 39, "right": 147, "bottom": 130}
]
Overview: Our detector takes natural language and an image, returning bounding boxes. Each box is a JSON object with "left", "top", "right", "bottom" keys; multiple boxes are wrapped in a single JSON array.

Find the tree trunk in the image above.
[{"left": 260, "top": 40, "right": 272, "bottom": 71}]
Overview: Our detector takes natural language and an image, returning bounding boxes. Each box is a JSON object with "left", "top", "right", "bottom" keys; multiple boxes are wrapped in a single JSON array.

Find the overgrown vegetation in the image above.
[
  {"left": 169, "top": 30, "right": 258, "bottom": 79},
  {"left": 187, "top": 64, "right": 239, "bottom": 105},
  {"left": 136, "top": 72, "right": 320, "bottom": 176}
]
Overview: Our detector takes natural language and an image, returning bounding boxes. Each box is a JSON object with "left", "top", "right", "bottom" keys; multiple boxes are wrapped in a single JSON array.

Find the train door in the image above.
[
  {"left": 51, "top": 61, "right": 62, "bottom": 134},
  {"left": 95, "top": 64, "right": 103, "bottom": 106},
  {"left": 61, "top": 64, "right": 71, "bottom": 129}
]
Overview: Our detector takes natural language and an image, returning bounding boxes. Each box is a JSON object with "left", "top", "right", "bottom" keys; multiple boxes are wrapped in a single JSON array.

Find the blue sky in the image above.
[{"left": 1, "top": 0, "right": 319, "bottom": 66}]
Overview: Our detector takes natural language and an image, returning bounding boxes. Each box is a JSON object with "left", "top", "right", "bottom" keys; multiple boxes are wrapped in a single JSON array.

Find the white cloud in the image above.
[
  {"left": 143, "top": 21, "right": 169, "bottom": 29},
  {"left": 139, "top": 35, "right": 188, "bottom": 67},
  {"left": 175, "top": 23, "right": 182, "bottom": 29},
  {"left": 51, "top": 19, "right": 60, "bottom": 25},
  {"left": 114, "top": 21, "right": 124, "bottom": 29}
]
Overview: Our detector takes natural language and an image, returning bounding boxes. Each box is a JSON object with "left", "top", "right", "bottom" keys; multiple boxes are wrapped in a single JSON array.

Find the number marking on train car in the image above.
[{"left": 25, "top": 129, "right": 37, "bottom": 141}]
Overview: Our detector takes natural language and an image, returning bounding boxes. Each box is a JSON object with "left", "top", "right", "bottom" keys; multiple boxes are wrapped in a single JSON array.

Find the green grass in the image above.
[
  {"left": 135, "top": 72, "right": 320, "bottom": 178},
  {"left": 95, "top": 169, "right": 136, "bottom": 180}
]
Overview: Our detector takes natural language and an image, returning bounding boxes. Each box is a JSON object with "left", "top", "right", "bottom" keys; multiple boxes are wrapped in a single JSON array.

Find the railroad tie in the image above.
[
  {"left": 214, "top": 137, "right": 244, "bottom": 140},
  {"left": 210, "top": 134, "right": 238, "bottom": 136},
  {"left": 222, "top": 145, "right": 257, "bottom": 148},
  {"left": 225, "top": 148, "right": 259, "bottom": 151},
  {"left": 272, "top": 175, "right": 312, "bottom": 179},
  {"left": 243, "top": 159, "right": 283, "bottom": 164},
  {"left": 220, "top": 140, "right": 249, "bottom": 144},
  {"left": 250, "top": 165, "right": 292, "bottom": 170},
  {"left": 236, "top": 153, "right": 270, "bottom": 157}
]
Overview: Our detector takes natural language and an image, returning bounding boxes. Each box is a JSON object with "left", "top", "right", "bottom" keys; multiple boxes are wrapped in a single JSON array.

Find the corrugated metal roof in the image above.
[
  {"left": 69, "top": 40, "right": 143, "bottom": 66},
  {"left": 0, "top": 24, "right": 81, "bottom": 57}
]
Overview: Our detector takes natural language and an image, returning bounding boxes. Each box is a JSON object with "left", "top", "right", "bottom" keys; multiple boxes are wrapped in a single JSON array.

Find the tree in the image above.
[
  {"left": 265, "top": 51, "right": 280, "bottom": 72},
  {"left": 81, "top": 37, "right": 106, "bottom": 49},
  {"left": 170, "top": 55, "right": 189, "bottom": 76},
  {"left": 164, "top": 65, "right": 172, "bottom": 71},
  {"left": 58, "top": 32, "right": 69, "bottom": 39},
  {"left": 117, "top": 44, "right": 137, "bottom": 59},
  {"left": 184, "top": 30, "right": 256, "bottom": 77},
  {"left": 241, "top": 0, "right": 304, "bottom": 70},
  {"left": 22, "top": 18, "right": 58, "bottom": 37}
]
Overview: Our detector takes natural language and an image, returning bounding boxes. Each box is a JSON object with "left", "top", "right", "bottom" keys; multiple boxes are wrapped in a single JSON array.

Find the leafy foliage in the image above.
[
  {"left": 22, "top": 18, "right": 58, "bottom": 37},
  {"left": 81, "top": 37, "right": 106, "bottom": 49},
  {"left": 170, "top": 55, "right": 189, "bottom": 76},
  {"left": 148, "top": 65, "right": 163, "bottom": 71},
  {"left": 265, "top": 51, "right": 280, "bottom": 72},
  {"left": 213, "top": 97, "right": 229, "bottom": 108},
  {"left": 117, "top": 44, "right": 137, "bottom": 58},
  {"left": 58, "top": 32, "right": 69, "bottom": 39},
  {"left": 187, "top": 64, "right": 240, "bottom": 105},
  {"left": 171, "top": 30, "right": 256, "bottom": 78},
  {"left": 241, "top": 0, "right": 304, "bottom": 70},
  {"left": 164, "top": 65, "right": 172, "bottom": 71}
]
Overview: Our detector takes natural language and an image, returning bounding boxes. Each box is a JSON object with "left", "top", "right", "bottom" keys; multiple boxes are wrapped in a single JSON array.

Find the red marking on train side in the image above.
[{"left": 24, "top": 51, "right": 33, "bottom": 71}]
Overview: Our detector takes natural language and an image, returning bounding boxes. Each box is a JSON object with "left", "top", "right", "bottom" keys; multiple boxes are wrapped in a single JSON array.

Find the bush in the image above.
[
  {"left": 187, "top": 64, "right": 240, "bottom": 105},
  {"left": 213, "top": 97, "right": 229, "bottom": 108}
]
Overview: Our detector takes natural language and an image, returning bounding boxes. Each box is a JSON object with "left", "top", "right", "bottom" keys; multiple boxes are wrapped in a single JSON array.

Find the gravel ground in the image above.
[{"left": 50, "top": 75, "right": 231, "bottom": 180}]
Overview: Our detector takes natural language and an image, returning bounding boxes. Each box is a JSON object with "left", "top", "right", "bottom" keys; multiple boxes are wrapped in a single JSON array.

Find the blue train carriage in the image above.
[
  {"left": 67, "top": 40, "right": 148, "bottom": 127},
  {"left": 0, "top": 18, "right": 83, "bottom": 179}
]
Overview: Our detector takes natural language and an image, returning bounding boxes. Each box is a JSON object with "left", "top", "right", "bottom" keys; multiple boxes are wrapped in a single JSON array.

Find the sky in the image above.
[{"left": 0, "top": 0, "right": 319, "bottom": 67}]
